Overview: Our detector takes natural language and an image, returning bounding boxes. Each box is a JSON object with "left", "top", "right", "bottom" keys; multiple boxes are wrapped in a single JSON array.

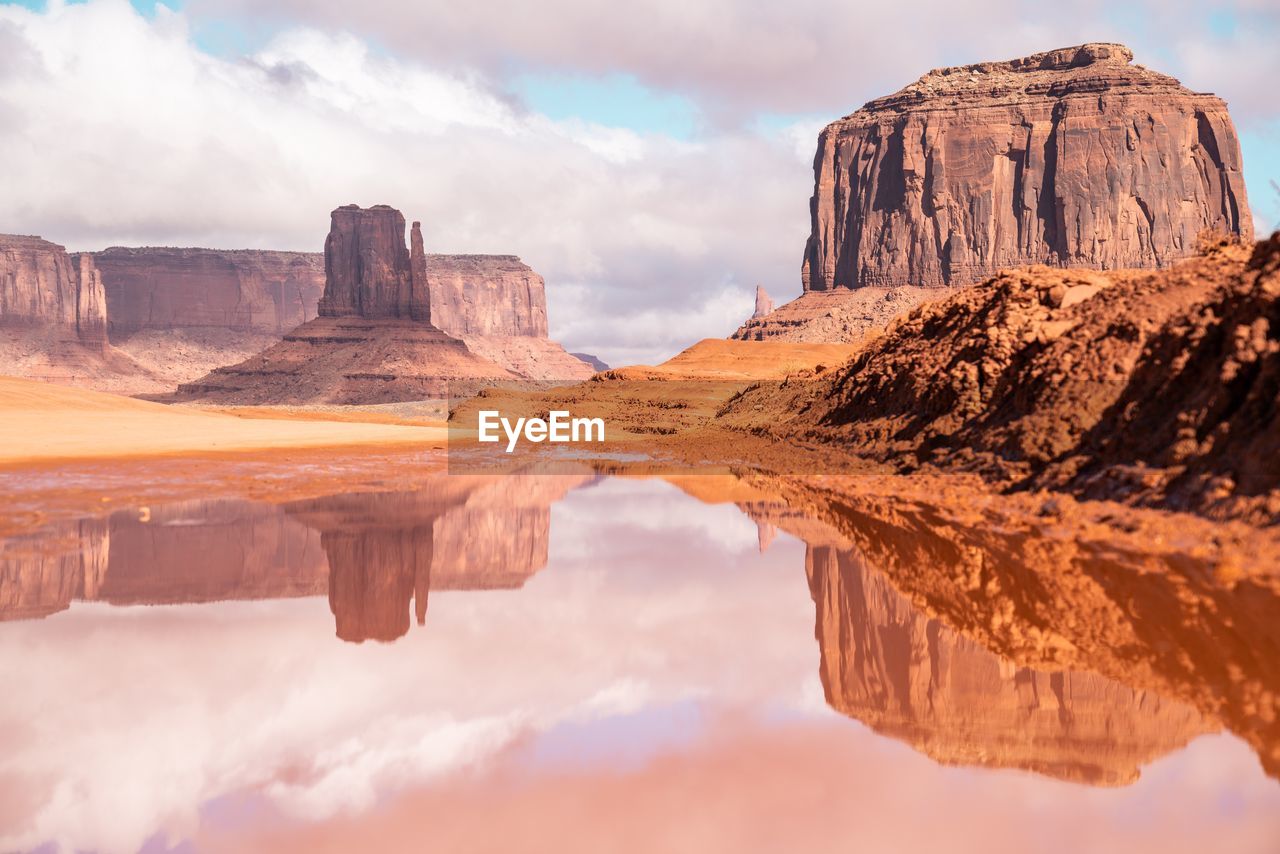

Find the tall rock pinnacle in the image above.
[
  {"left": 752, "top": 285, "right": 774, "bottom": 319},
  {"left": 802, "top": 43, "right": 1253, "bottom": 292},
  {"left": 318, "top": 204, "right": 431, "bottom": 322}
]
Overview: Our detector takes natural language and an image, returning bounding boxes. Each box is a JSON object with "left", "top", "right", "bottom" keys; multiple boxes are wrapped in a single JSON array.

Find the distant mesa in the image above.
[
  {"left": 570, "top": 351, "right": 609, "bottom": 372},
  {"left": 2, "top": 205, "right": 589, "bottom": 394},
  {"left": 736, "top": 42, "right": 1252, "bottom": 342}
]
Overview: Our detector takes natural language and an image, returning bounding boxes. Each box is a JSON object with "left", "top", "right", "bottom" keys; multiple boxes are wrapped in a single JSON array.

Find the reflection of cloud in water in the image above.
[{"left": 0, "top": 475, "right": 1276, "bottom": 854}]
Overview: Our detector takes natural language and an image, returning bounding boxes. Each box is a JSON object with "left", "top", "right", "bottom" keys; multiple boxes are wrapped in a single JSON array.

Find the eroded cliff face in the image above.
[
  {"left": 426, "top": 254, "right": 547, "bottom": 337},
  {"left": 806, "top": 543, "right": 1209, "bottom": 785},
  {"left": 93, "top": 247, "right": 325, "bottom": 338},
  {"left": 802, "top": 43, "right": 1252, "bottom": 293},
  {"left": 0, "top": 235, "right": 108, "bottom": 351}
]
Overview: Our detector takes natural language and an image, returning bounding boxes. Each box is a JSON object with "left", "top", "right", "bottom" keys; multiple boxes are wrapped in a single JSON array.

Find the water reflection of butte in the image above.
[
  {"left": 805, "top": 542, "right": 1211, "bottom": 786},
  {"left": 0, "top": 475, "right": 587, "bottom": 645},
  {"left": 728, "top": 494, "right": 1213, "bottom": 788},
  {"left": 286, "top": 475, "right": 586, "bottom": 643}
]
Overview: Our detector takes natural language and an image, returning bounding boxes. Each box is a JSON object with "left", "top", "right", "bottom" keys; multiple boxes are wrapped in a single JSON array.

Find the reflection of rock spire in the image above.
[
  {"left": 290, "top": 476, "right": 589, "bottom": 643},
  {"left": 806, "top": 543, "right": 1210, "bottom": 786},
  {"left": 756, "top": 520, "right": 776, "bottom": 553}
]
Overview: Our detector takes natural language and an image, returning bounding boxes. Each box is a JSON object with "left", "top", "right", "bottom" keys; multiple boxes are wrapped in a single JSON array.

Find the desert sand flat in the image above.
[
  {"left": 611, "top": 338, "right": 861, "bottom": 380},
  {"left": 0, "top": 376, "right": 446, "bottom": 465}
]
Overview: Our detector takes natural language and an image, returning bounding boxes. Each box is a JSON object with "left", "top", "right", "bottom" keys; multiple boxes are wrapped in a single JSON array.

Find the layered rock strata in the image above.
[
  {"left": 1, "top": 235, "right": 108, "bottom": 351},
  {"left": 93, "top": 247, "right": 325, "bottom": 338},
  {"left": 803, "top": 43, "right": 1251, "bottom": 293},
  {"left": 0, "top": 235, "right": 162, "bottom": 392}
]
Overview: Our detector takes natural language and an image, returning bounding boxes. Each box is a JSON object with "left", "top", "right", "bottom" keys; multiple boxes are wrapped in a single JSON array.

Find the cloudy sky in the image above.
[{"left": 1, "top": 0, "right": 1277, "bottom": 365}]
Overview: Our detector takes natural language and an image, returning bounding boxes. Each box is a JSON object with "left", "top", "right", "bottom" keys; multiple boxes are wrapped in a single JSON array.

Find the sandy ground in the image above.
[
  {"left": 0, "top": 376, "right": 446, "bottom": 466},
  {"left": 611, "top": 338, "right": 860, "bottom": 379}
]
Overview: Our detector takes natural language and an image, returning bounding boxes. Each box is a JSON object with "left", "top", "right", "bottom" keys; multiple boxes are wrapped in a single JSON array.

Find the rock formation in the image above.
[
  {"left": 1, "top": 235, "right": 108, "bottom": 351},
  {"left": 726, "top": 234, "right": 1280, "bottom": 523},
  {"left": 172, "top": 204, "right": 594, "bottom": 402},
  {"left": 739, "top": 43, "right": 1253, "bottom": 344},
  {"left": 426, "top": 254, "right": 545, "bottom": 337},
  {"left": 733, "top": 287, "right": 938, "bottom": 342},
  {"left": 0, "top": 235, "right": 162, "bottom": 392},
  {"left": 751, "top": 285, "right": 774, "bottom": 319},
  {"left": 424, "top": 252, "right": 594, "bottom": 380},
  {"left": 174, "top": 205, "right": 518, "bottom": 405},
  {"left": 807, "top": 542, "right": 1209, "bottom": 785},
  {"left": 571, "top": 352, "right": 609, "bottom": 372},
  {"left": 804, "top": 43, "right": 1251, "bottom": 293},
  {"left": 94, "top": 247, "right": 325, "bottom": 338},
  {"left": 319, "top": 205, "right": 432, "bottom": 321}
]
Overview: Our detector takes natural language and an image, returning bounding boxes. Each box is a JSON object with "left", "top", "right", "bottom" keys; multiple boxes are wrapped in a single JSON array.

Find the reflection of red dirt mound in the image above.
[
  {"left": 728, "top": 236, "right": 1280, "bottom": 521},
  {"left": 748, "top": 472, "right": 1280, "bottom": 779}
]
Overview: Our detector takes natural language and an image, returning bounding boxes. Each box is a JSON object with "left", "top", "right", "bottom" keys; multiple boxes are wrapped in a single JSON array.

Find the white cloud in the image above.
[
  {"left": 0, "top": 0, "right": 808, "bottom": 366},
  {"left": 0, "top": 479, "right": 818, "bottom": 854},
  {"left": 1, "top": 1, "right": 1275, "bottom": 367}
]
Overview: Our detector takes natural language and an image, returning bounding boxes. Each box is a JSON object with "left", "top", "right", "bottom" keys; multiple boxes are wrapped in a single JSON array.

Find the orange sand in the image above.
[{"left": 0, "top": 376, "right": 446, "bottom": 465}]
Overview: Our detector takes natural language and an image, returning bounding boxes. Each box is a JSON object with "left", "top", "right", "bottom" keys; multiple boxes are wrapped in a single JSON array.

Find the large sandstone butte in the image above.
[
  {"left": 176, "top": 205, "right": 521, "bottom": 405},
  {"left": 93, "top": 213, "right": 591, "bottom": 386},
  {"left": 0, "top": 235, "right": 160, "bottom": 392},
  {"left": 806, "top": 42, "right": 1252, "bottom": 290},
  {"left": 737, "top": 42, "right": 1252, "bottom": 342}
]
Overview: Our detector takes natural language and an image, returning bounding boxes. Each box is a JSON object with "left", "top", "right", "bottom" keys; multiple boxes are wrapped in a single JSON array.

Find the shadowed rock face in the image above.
[
  {"left": 319, "top": 204, "right": 432, "bottom": 322},
  {"left": 802, "top": 43, "right": 1252, "bottom": 292},
  {"left": 0, "top": 235, "right": 108, "bottom": 351},
  {"left": 806, "top": 543, "right": 1209, "bottom": 786},
  {"left": 93, "top": 247, "right": 325, "bottom": 338}
]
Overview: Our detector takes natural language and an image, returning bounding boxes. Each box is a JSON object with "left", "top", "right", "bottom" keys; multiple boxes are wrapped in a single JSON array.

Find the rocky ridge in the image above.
[
  {"left": 724, "top": 234, "right": 1280, "bottom": 523},
  {"left": 2, "top": 235, "right": 108, "bottom": 351}
]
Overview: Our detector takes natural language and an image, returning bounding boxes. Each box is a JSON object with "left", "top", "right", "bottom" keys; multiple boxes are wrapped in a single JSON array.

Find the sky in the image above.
[{"left": 0, "top": 0, "right": 1277, "bottom": 365}]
